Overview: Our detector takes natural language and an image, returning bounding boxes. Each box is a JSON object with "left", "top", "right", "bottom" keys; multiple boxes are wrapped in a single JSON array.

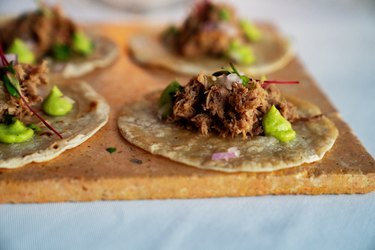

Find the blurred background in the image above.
[{"left": 1, "top": 0, "right": 374, "bottom": 155}]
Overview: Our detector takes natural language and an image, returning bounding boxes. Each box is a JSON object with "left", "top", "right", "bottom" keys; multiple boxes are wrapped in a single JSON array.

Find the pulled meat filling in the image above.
[
  {"left": 0, "top": 6, "right": 77, "bottom": 59},
  {"left": 169, "top": 73, "right": 298, "bottom": 138},
  {"left": 0, "top": 61, "right": 48, "bottom": 121},
  {"left": 164, "top": 2, "right": 247, "bottom": 59}
]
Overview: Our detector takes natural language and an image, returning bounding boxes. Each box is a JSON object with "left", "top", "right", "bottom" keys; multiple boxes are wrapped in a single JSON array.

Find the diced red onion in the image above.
[
  {"left": 228, "top": 147, "right": 240, "bottom": 157},
  {"left": 1, "top": 54, "right": 18, "bottom": 67},
  {"left": 211, "top": 147, "right": 240, "bottom": 161},
  {"left": 227, "top": 73, "right": 242, "bottom": 84},
  {"left": 202, "top": 22, "right": 216, "bottom": 32},
  {"left": 216, "top": 73, "right": 242, "bottom": 90},
  {"left": 218, "top": 23, "right": 238, "bottom": 37},
  {"left": 5, "top": 54, "right": 18, "bottom": 65}
]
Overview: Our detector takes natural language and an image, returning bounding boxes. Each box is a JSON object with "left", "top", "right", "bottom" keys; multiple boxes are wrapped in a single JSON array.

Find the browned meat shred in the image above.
[
  {"left": 0, "top": 6, "right": 77, "bottom": 59},
  {"left": 0, "top": 62, "right": 48, "bottom": 121},
  {"left": 163, "top": 2, "right": 247, "bottom": 59},
  {"left": 169, "top": 73, "right": 298, "bottom": 138}
]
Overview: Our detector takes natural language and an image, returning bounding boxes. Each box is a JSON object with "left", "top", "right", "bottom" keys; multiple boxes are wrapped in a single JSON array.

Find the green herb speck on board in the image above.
[{"left": 106, "top": 147, "right": 116, "bottom": 154}]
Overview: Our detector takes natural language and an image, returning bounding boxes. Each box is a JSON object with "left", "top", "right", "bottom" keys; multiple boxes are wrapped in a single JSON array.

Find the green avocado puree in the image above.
[
  {"left": 227, "top": 40, "right": 255, "bottom": 65},
  {"left": 262, "top": 105, "right": 296, "bottom": 142},
  {"left": 72, "top": 31, "right": 93, "bottom": 56},
  {"left": 0, "top": 119, "right": 34, "bottom": 144},
  {"left": 240, "top": 20, "right": 262, "bottom": 42},
  {"left": 7, "top": 38, "right": 35, "bottom": 64},
  {"left": 43, "top": 86, "right": 73, "bottom": 116}
]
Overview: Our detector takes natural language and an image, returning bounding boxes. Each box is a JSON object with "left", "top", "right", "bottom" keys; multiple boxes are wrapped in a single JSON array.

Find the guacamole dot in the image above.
[
  {"left": 240, "top": 20, "right": 262, "bottom": 42},
  {"left": 43, "top": 86, "right": 74, "bottom": 116},
  {"left": 227, "top": 40, "right": 255, "bottom": 65},
  {"left": 262, "top": 105, "right": 296, "bottom": 143},
  {"left": 0, "top": 119, "right": 34, "bottom": 144},
  {"left": 7, "top": 38, "right": 35, "bottom": 64},
  {"left": 72, "top": 31, "right": 93, "bottom": 56}
]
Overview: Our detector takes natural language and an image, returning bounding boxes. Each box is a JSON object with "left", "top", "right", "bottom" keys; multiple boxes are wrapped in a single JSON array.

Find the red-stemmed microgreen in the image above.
[
  {"left": 227, "top": 63, "right": 299, "bottom": 88},
  {"left": 0, "top": 45, "right": 63, "bottom": 139},
  {"left": 261, "top": 80, "right": 299, "bottom": 89}
]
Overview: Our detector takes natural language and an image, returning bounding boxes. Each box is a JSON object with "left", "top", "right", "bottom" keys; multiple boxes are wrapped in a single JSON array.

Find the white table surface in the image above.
[{"left": 0, "top": 1, "right": 374, "bottom": 250}]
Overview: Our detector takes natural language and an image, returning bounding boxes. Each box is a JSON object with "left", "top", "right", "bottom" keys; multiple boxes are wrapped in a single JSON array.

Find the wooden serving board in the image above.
[{"left": 0, "top": 23, "right": 374, "bottom": 203}]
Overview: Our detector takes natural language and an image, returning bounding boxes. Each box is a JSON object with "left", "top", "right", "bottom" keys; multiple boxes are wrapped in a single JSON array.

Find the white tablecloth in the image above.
[{"left": 0, "top": 1, "right": 374, "bottom": 249}]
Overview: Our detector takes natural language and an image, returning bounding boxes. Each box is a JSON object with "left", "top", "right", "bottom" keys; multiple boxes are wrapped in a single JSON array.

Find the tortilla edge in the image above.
[
  {"left": 117, "top": 95, "right": 339, "bottom": 173},
  {"left": 0, "top": 82, "right": 110, "bottom": 169}
]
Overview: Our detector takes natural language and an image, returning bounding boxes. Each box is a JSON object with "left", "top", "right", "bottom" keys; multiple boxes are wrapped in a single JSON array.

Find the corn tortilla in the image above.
[
  {"left": 0, "top": 81, "right": 110, "bottom": 169},
  {"left": 129, "top": 26, "right": 294, "bottom": 76},
  {"left": 49, "top": 34, "right": 118, "bottom": 78},
  {"left": 118, "top": 92, "right": 338, "bottom": 173}
]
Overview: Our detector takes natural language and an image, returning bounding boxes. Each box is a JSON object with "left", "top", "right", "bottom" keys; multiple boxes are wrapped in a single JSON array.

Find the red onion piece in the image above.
[
  {"left": 0, "top": 54, "right": 18, "bottom": 67},
  {"left": 211, "top": 147, "right": 240, "bottom": 161},
  {"left": 5, "top": 54, "right": 18, "bottom": 65}
]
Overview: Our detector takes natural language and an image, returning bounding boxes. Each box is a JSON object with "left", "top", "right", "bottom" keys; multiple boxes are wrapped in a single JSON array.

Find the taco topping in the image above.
[
  {"left": 0, "top": 118, "right": 34, "bottom": 143},
  {"left": 263, "top": 105, "right": 296, "bottom": 142},
  {"left": 163, "top": 1, "right": 261, "bottom": 65},
  {"left": 211, "top": 147, "right": 240, "bottom": 161},
  {"left": 7, "top": 38, "right": 36, "bottom": 64},
  {"left": 159, "top": 66, "right": 299, "bottom": 141},
  {"left": 0, "top": 58, "right": 48, "bottom": 121},
  {"left": 0, "top": 4, "right": 93, "bottom": 63},
  {"left": 43, "top": 86, "right": 74, "bottom": 116},
  {"left": 0, "top": 46, "right": 69, "bottom": 141}
]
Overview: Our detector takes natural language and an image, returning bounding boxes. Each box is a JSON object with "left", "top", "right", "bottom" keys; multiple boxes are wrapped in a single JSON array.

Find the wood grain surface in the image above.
[{"left": 0, "top": 23, "right": 374, "bottom": 203}]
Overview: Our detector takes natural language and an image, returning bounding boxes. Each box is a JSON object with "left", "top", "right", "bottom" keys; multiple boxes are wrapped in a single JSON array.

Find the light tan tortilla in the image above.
[
  {"left": 129, "top": 26, "right": 294, "bottom": 76},
  {"left": 0, "top": 14, "right": 118, "bottom": 78},
  {"left": 117, "top": 92, "right": 338, "bottom": 173},
  {"left": 49, "top": 34, "right": 118, "bottom": 78},
  {"left": 0, "top": 81, "right": 110, "bottom": 169}
]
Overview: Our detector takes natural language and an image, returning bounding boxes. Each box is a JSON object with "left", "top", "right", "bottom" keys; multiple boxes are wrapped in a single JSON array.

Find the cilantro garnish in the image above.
[
  {"left": 229, "top": 62, "right": 250, "bottom": 86},
  {"left": 106, "top": 147, "right": 117, "bottom": 154},
  {"left": 0, "top": 45, "right": 62, "bottom": 139},
  {"left": 219, "top": 9, "right": 230, "bottom": 21},
  {"left": 28, "top": 124, "right": 41, "bottom": 132}
]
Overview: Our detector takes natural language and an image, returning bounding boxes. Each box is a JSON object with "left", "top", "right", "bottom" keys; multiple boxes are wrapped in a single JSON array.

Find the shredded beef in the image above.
[
  {"left": 0, "top": 61, "right": 48, "bottom": 121},
  {"left": 0, "top": 6, "right": 77, "bottom": 59},
  {"left": 169, "top": 73, "right": 299, "bottom": 138},
  {"left": 164, "top": 2, "right": 245, "bottom": 59}
]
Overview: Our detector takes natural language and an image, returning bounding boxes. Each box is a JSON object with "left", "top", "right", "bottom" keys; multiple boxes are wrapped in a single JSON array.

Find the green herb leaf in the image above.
[
  {"left": 2, "top": 73, "right": 20, "bottom": 98},
  {"left": 240, "top": 75, "right": 250, "bottom": 86},
  {"left": 229, "top": 62, "right": 250, "bottom": 86},
  {"left": 27, "top": 123, "right": 41, "bottom": 132},
  {"left": 106, "top": 147, "right": 117, "bottom": 154},
  {"left": 7, "top": 70, "right": 21, "bottom": 92},
  {"left": 229, "top": 62, "right": 240, "bottom": 76},
  {"left": 219, "top": 9, "right": 230, "bottom": 21},
  {"left": 159, "top": 80, "right": 183, "bottom": 119},
  {"left": 52, "top": 44, "right": 71, "bottom": 61},
  {"left": 164, "top": 26, "right": 178, "bottom": 37}
]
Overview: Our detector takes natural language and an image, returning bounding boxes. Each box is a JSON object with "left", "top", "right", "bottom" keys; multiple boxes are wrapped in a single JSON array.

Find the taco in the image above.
[
  {"left": 118, "top": 65, "right": 338, "bottom": 172},
  {"left": 0, "top": 51, "right": 109, "bottom": 169},
  {"left": 129, "top": 1, "right": 293, "bottom": 76},
  {"left": 0, "top": 4, "right": 118, "bottom": 78}
]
